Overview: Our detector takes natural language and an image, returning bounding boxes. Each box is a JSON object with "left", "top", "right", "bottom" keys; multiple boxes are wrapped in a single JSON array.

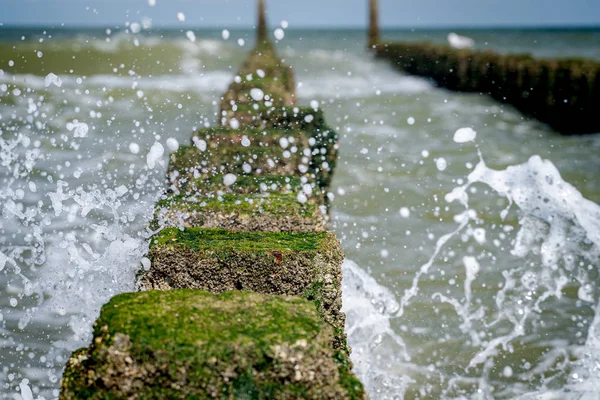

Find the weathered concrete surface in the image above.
[
  {"left": 152, "top": 192, "right": 326, "bottom": 232},
  {"left": 167, "top": 143, "right": 306, "bottom": 193},
  {"left": 60, "top": 290, "right": 365, "bottom": 399},
  {"left": 166, "top": 114, "right": 337, "bottom": 199},
  {"left": 220, "top": 42, "right": 297, "bottom": 128},
  {"left": 375, "top": 41, "right": 600, "bottom": 135},
  {"left": 179, "top": 174, "right": 308, "bottom": 196},
  {"left": 139, "top": 228, "right": 347, "bottom": 352}
]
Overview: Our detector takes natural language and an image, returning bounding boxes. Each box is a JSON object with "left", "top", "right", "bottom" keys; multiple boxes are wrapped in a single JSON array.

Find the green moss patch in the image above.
[
  {"left": 167, "top": 144, "right": 307, "bottom": 193},
  {"left": 152, "top": 192, "right": 325, "bottom": 232},
  {"left": 172, "top": 108, "right": 339, "bottom": 195},
  {"left": 190, "top": 126, "right": 310, "bottom": 149},
  {"left": 60, "top": 290, "right": 365, "bottom": 399},
  {"left": 220, "top": 43, "right": 297, "bottom": 128},
  {"left": 216, "top": 106, "right": 339, "bottom": 193},
  {"left": 139, "top": 228, "right": 347, "bottom": 351}
]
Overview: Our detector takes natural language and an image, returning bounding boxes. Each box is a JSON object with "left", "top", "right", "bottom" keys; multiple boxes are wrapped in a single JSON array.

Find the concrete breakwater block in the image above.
[
  {"left": 60, "top": 290, "right": 365, "bottom": 399},
  {"left": 167, "top": 144, "right": 306, "bottom": 193},
  {"left": 151, "top": 192, "right": 326, "bottom": 232},
  {"left": 189, "top": 126, "right": 311, "bottom": 151},
  {"left": 167, "top": 125, "right": 337, "bottom": 197},
  {"left": 222, "top": 106, "right": 328, "bottom": 132},
  {"left": 220, "top": 42, "right": 296, "bottom": 118},
  {"left": 186, "top": 174, "right": 311, "bottom": 197},
  {"left": 138, "top": 228, "right": 347, "bottom": 352}
]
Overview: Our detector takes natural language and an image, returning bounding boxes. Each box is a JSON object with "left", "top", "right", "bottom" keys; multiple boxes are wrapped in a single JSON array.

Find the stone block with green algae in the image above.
[
  {"left": 166, "top": 143, "right": 307, "bottom": 194},
  {"left": 220, "top": 42, "right": 296, "bottom": 122},
  {"left": 190, "top": 125, "right": 310, "bottom": 151},
  {"left": 151, "top": 192, "right": 325, "bottom": 233},
  {"left": 220, "top": 106, "right": 339, "bottom": 193},
  {"left": 138, "top": 228, "right": 347, "bottom": 352},
  {"left": 60, "top": 290, "right": 365, "bottom": 399},
  {"left": 193, "top": 174, "right": 314, "bottom": 195},
  {"left": 168, "top": 119, "right": 338, "bottom": 196}
]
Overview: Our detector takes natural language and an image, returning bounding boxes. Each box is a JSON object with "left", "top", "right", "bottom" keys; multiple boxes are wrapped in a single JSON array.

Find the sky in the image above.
[{"left": 1, "top": 0, "right": 599, "bottom": 28}]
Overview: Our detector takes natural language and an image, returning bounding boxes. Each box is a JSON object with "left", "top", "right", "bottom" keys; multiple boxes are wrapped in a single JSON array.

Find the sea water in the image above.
[{"left": 1, "top": 27, "right": 600, "bottom": 399}]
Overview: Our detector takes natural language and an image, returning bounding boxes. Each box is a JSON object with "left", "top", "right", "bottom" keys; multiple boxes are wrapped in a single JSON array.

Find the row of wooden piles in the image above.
[
  {"left": 368, "top": 0, "right": 600, "bottom": 135},
  {"left": 59, "top": 1, "right": 365, "bottom": 398}
]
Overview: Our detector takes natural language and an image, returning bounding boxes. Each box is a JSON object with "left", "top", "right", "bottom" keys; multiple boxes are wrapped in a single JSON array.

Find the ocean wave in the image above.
[
  {"left": 297, "top": 68, "right": 431, "bottom": 100},
  {"left": 0, "top": 70, "right": 233, "bottom": 94}
]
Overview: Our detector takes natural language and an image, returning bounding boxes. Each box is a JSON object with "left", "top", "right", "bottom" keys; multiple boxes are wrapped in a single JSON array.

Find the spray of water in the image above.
[{"left": 343, "top": 136, "right": 600, "bottom": 398}]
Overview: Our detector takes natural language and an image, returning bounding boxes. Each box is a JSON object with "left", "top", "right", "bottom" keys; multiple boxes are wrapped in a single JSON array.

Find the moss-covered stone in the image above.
[
  {"left": 190, "top": 126, "right": 310, "bottom": 150},
  {"left": 139, "top": 228, "right": 347, "bottom": 351},
  {"left": 60, "top": 290, "right": 365, "bottom": 399},
  {"left": 202, "top": 174, "right": 306, "bottom": 193},
  {"left": 211, "top": 106, "right": 338, "bottom": 191},
  {"left": 220, "top": 42, "right": 297, "bottom": 128},
  {"left": 152, "top": 192, "right": 325, "bottom": 232},
  {"left": 221, "top": 106, "right": 327, "bottom": 133},
  {"left": 166, "top": 144, "right": 307, "bottom": 193},
  {"left": 59, "top": 18, "right": 361, "bottom": 400}
]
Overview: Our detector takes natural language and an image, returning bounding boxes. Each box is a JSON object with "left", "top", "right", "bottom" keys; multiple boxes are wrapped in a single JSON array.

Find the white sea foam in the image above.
[
  {"left": 453, "top": 127, "right": 477, "bottom": 143},
  {"left": 298, "top": 71, "right": 431, "bottom": 99},
  {"left": 0, "top": 70, "right": 233, "bottom": 95},
  {"left": 146, "top": 142, "right": 164, "bottom": 169},
  {"left": 343, "top": 259, "right": 416, "bottom": 398},
  {"left": 295, "top": 50, "right": 432, "bottom": 99}
]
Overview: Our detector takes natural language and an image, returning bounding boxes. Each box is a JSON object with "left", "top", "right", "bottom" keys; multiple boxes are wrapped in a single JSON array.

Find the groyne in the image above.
[
  {"left": 59, "top": 2, "right": 365, "bottom": 398},
  {"left": 371, "top": 34, "right": 600, "bottom": 135}
]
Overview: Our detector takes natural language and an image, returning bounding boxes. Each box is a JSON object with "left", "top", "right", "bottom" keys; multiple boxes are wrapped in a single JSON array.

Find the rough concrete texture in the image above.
[
  {"left": 166, "top": 144, "right": 307, "bottom": 194},
  {"left": 190, "top": 126, "right": 310, "bottom": 150},
  {"left": 60, "top": 290, "right": 365, "bottom": 399},
  {"left": 152, "top": 192, "right": 326, "bottom": 232},
  {"left": 139, "top": 228, "right": 347, "bottom": 352},
  {"left": 220, "top": 42, "right": 296, "bottom": 128},
  {"left": 174, "top": 110, "right": 339, "bottom": 197},
  {"left": 194, "top": 174, "right": 310, "bottom": 194}
]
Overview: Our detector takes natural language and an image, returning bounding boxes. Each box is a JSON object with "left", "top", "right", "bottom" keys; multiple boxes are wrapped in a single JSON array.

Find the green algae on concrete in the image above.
[
  {"left": 220, "top": 41, "right": 297, "bottom": 128},
  {"left": 139, "top": 228, "right": 347, "bottom": 351},
  {"left": 222, "top": 105, "right": 329, "bottom": 133},
  {"left": 152, "top": 192, "right": 325, "bottom": 232},
  {"left": 167, "top": 144, "right": 306, "bottom": 194},
  {"left": 170, "top": 173, "right": 326, "bottom": 207},
  {"left": 60, "top": 290, "right": 365, "bottom": 399},
  {"left": 202, "top": 174, "right": 309, "bottom": 195},
  {"left": 190, "top": 126, "right": 310, "bottom": 150}
]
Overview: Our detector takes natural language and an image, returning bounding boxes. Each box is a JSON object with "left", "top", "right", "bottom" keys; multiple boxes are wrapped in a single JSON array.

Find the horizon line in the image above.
[{"left": 1, "top": 22, "right": 600, "bottom": 31}]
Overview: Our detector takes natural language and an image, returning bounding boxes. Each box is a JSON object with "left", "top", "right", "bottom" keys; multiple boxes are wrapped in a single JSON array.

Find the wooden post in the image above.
[
  {"left": 368, "top": 0, "right": 380, "bottom": 49},
  {"left": 257, "top": 0, "right": 267, "bottom": 43}
]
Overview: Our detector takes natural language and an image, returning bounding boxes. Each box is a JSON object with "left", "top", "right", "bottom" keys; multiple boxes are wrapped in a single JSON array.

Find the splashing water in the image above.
[{"left": 343, "top": 144, "right": 600, "bottom": 398}]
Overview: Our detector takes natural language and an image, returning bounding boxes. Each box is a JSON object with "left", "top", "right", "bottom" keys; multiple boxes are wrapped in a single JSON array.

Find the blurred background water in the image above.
[{"left": 1, "top": 27, "right": 600, "bottom": 399}]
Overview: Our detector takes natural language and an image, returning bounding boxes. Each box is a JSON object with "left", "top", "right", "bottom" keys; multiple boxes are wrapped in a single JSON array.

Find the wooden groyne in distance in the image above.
[
  {"left": 368, "top": 3, "right": 600, "bottom": 135},
  {"left": 367, "top": 0, "right": 380, "bottom": 49},
  {"left": 59, "top": 1, "right": 365, "bottom": 398}
]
